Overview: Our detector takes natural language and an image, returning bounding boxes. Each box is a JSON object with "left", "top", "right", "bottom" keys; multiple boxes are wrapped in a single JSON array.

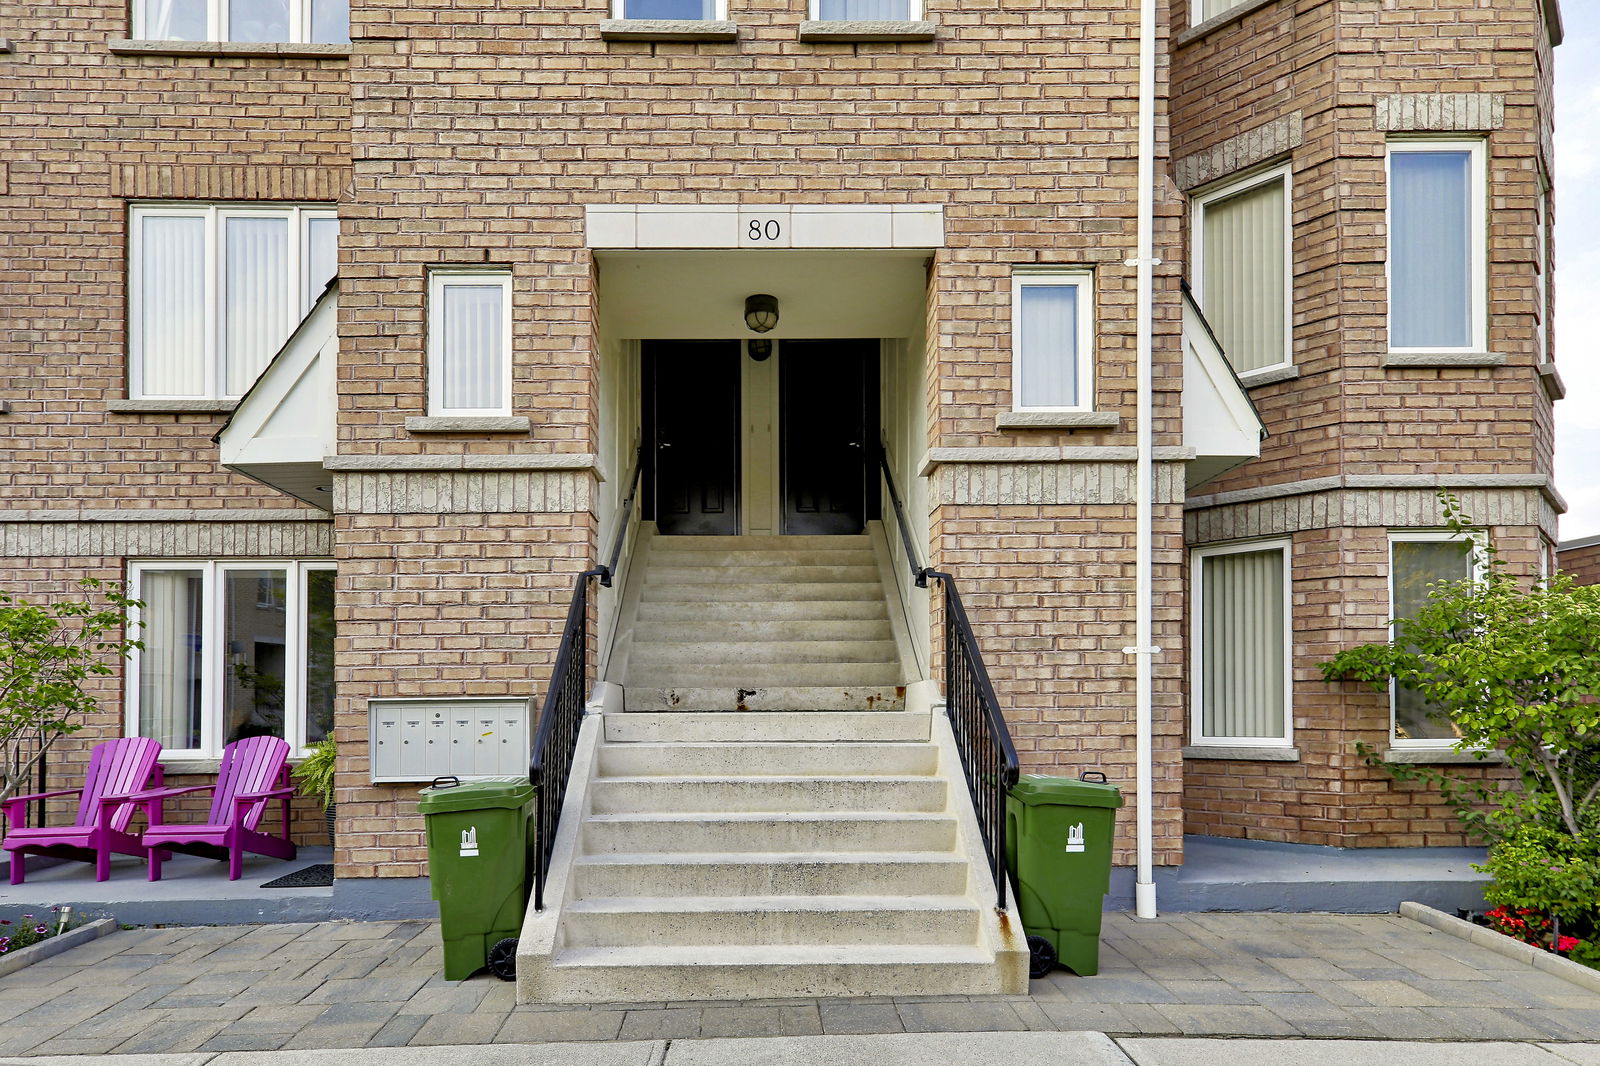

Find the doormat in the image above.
[{"left": 261, "top": 864, "right": 335, "bottom": 889}]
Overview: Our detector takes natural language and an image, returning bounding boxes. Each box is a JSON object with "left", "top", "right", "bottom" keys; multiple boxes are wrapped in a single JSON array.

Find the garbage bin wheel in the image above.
[
  {"left": 1026, "top": 935, "right": 1057, "bottom": 979},
  {"left": 487, "top": 937, "right": 519, "bottom": 981}
]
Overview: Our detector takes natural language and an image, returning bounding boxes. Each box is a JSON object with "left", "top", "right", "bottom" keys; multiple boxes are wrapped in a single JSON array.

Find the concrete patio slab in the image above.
[
  {"left": 1116, "top": 1038, "right": 1589, "bottom": 1066},
  {"left": 665, "top": 1032, "right": 1133, "bottom": 1066}
]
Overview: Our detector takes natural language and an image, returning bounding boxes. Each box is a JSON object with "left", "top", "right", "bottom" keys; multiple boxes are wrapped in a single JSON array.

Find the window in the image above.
[
  {"left": 1192, "top": 0, "right": 1252, "bottom": 24},
  {"left": 1389, "top": 533, "right": 1481, "bottom": 745},
  {"left": 1387, "top": 140, "right": 1487, "bottom": 353},
  {"left": 1191, "top": 541, "right": 1292, "bottom": 746},
  {"left": 614, "top": 0, "right": 721, "bottom": 17},
  {"left": 129, "top": 561, "right": 335, "bottom": 759},
  {"left": 1012, "top": 270, "right": 1094, "bottom": 412},
  {"left": 136, "top": 0, "right": 350, "bottom": 44},
  {"left": 428, "top": 271, "right": 513, "bottom": 417},
  {"left": 1536, "top": 169, "right": 1551, "bottom": 364},
  {"left": 1193, "top": 165, "right": 1292, "bottom": 376},
  {"left": 811, "top": 0, "right": 916, "bottom": 18},
  {"left": 130, "top": 204, "right": 337, "bottom": 401}
]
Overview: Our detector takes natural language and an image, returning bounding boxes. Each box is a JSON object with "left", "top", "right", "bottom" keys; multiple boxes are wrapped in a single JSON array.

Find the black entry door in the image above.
[
  {"left": 780, "top": 340, "right": 878, "bottom": 536},
  {"left": 645, "top": 341, "right": 741, "bottom": 536}
]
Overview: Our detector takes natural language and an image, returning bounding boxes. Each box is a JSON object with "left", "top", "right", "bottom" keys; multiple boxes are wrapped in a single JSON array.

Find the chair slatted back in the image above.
[
  {"left": 75, "top": 738, "right": 163, "bottom": 832},
  {"left": 209, "top": 736, "right": 290, "bottom": 831}
]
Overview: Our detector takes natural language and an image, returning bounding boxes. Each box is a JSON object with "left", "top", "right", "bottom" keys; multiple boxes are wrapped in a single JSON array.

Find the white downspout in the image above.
[{"left": 1127, "top": 0, "right": 1160, "bottom": 921}]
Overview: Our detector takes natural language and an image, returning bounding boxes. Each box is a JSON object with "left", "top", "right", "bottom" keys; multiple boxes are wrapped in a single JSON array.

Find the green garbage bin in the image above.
[
  {"left": 1005, "top": 772, "right": 1123, "bottom": 978},
  {"left": 418, "top": 775, "right": 535, "bottom": 981}
]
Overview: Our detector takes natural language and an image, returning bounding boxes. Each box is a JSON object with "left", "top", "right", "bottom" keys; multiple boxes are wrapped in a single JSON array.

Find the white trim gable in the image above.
[{"left": 1181, "top": 288, "right": 1265, "bottom": 490}]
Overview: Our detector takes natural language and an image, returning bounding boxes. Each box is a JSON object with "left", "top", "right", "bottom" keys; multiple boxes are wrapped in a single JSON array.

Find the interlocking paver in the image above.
[
  {"left": 698, "top": 1006, "right": 785, "bottom": 1037},
  {"left": 818, "top": 1002, "right": 904, "bottom": 1035}
]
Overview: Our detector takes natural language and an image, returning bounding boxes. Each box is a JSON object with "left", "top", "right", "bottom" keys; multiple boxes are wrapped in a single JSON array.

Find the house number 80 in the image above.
[{"left": 749, "top": 219, "right": 781, "bottom": 241}]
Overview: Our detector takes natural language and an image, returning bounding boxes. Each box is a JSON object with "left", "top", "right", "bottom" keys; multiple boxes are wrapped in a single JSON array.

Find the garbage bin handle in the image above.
[
  {"left": 1079, "top": 771, "right": 1108, "bottom": 783},
  {"left": 430, "top": 775, "right": 461, "bottom": 789}
]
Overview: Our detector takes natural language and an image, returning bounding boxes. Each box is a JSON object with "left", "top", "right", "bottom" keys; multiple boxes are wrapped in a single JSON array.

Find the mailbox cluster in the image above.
[{"left": 369, "top": 698, "right": 531, "bottom": 783}]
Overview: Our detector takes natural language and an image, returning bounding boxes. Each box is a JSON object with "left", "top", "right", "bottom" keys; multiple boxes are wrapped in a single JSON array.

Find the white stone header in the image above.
[{"left": 585, "top": 203, "right": 944, "bottom": 250}]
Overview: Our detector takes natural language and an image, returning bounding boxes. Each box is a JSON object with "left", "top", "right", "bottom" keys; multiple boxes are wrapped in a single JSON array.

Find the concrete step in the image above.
[
  {"left": 651, "top": 535, "right": 870, "bottom": 551},
  {"left": 580, "top": 812, "right": 958, "bottom": 855},
  {"left": 603, "top": 712, "right": 931, "bottom": 744},
  {"left": 648, "top": 549, "right": 878, "bottom": 568},
  {"left": 627, "top": 640, "right": 900, "bottom": 666},
  {"left": 634, "top": 600, "right": 890, "bottom": 622},
  {"left": 560, "top": 895, "right": 980, "bottom": 948},
  {"left": 627, "top": 663, "right": 901, "bottom": 687},
  {"left": 587, "top": 774, "right": 946, "bottom": 814},
  {"left": 639, "top": 582, "right": 887, "bottom": 603},
  {"left": 597, "top": 741, "right": 937, "bottom": 777},
  {"left": 538, "top": 944, "right": 1004, "bottom": 1001},
  {"left": 623, "top": 686, "right": 906, "bottom": 712},
  {"left": 571, "top": 852, "right": 970, "bottom": 897},
  {"left": 646, "top": 565, "right": 883, "bottom": 585},
  {"left": 630, "top": 619, "right": 894, "bottom": 644}
]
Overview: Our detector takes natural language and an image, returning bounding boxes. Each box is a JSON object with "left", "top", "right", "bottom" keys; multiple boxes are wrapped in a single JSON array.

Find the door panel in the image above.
[
  {"left": 780, "top": 340, "right": 878, "bottom": 536},
  {"left": 645, "top": 341, "right": 741, "bottom": 536}
]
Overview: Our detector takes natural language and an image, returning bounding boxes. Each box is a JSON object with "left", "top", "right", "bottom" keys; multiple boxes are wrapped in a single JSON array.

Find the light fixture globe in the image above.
[{"left": 744, "top": 293, "right": 779, "bottom": 334}]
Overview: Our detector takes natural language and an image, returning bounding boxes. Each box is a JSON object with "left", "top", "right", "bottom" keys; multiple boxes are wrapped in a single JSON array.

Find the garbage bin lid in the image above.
[
  {"left": 417, "top": 775, "right": 535, "bottom": 813},
  {"left": 1010, "top": 773, "right": 1124, "bottom": 808}
]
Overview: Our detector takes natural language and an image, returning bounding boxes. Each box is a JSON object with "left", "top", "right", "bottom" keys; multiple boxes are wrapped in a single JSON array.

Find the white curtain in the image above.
[
  {"left": 1390, "top": 150, "right": 1471, "bottom": 349},
  {"left": 138, "top": 571, "right": 204, "bottom": 751},
  {"left": 1392, "top": 540, "right": 1472, "bottom": 741},
  {"left": 311, "top": 0, "right": 350, "bottom": 44},
  {"left": 138, "top": 214, "right": 207, "bottom": 397},
  {"left": 1201, "top": 548, "right": 1286, "bottom": 740},
  {"left": 224, "top": 215, "right": 291, "bottom": 396},
  {"left": 142, "top": 0, "right": 207, "bottom": 40},
  {"left": 1016, "top": 283, "right": 1079, "bottom": 408},
  {"left": 229, "top": 0, "right": 291, "bottom": 42},
  {"left": 303, "top": 215, "right": 339, "bottom": 307},
  {"left": 1202, "top": 0, "right": 1249, "bottom": 19},
  {"left": 1202, "top": 177, "right": 1285, "bottom": 373},
  {"left": 440, "top": 284, "right": 505, "bottom": 411},
  {"left": 819, "top": 0, "right": 910, "bottom": 18}
]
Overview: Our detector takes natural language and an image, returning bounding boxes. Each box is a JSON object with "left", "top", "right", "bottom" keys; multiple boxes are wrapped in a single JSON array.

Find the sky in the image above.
[{"left": 1555, "top": 5, "right": 1600, "bottom": 540}]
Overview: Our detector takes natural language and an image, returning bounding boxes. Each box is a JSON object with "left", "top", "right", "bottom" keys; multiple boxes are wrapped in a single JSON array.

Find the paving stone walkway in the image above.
[{"left": 0, "top": 912, "right": 1596, "bottom": 1057}]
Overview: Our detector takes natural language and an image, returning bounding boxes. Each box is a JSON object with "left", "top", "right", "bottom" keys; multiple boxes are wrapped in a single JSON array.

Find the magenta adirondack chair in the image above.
[
  {"left": 1, "top": 737, "right": 165, "bottom": 884},
  {"left": 133, "top": 735, "right": 296, "bottom": 881}
]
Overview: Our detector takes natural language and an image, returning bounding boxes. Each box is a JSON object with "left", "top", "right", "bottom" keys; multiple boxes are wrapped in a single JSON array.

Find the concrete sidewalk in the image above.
[
  {"left": 0, "top": 912, "right": 1597, "bottom": 1057},
  {"left": 2, "top": 1033, "right": 1600, "bottom": 1066}
]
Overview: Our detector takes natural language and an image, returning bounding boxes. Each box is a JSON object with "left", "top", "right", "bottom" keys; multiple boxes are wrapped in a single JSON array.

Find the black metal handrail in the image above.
[
  {"left": 877, "top": 446, "right": 1020, "bottom": 910},
  {"left": 528, "top": 444, "right": 645, "bottom": 910}
]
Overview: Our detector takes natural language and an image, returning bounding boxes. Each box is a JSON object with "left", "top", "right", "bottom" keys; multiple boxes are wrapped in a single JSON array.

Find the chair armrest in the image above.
[
  {"left": 233, "top": 786, "right": 295, "bottom": 804},
  {"left": 120, "top": 784, "right": 214, "bottom": 803},
  {"left": 1, "top": 788, "right": 82, "bottom": 824}
]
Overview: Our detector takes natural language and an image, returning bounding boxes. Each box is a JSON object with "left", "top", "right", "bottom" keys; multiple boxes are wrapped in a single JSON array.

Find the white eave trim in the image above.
[{"left": 584, "top": 203, "right": 945, "bottom": 249}]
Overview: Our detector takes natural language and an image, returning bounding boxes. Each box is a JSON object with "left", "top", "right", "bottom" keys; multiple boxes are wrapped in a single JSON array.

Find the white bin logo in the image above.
[
  {"left": 460, "top": 826, "right": 479, "bottom": 858},
  {"left": 1065, "top": 823, "right": 1085, "bottom": 853}
]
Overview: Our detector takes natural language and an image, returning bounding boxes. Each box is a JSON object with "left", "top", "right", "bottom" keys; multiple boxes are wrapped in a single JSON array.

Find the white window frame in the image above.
[
  {"left": 1011, "top": 268, "right": 1095, "bottom": 414},
  {"left": 1191, "top": 163, "right": 1294, "bottom": 379},
  {"left": 135, "top": 0, "right": 339, "bottom": 44},
  {"left": 126, "top": 560, "right": 336, "bottom": 760},
  {"left": 1189, "top": 538, "right": 1294, "bottom": 748},
  {"left": 806, "top": 0, "right": 920, "bottom": 19},
  {"left": 1385, "top": 138, "right": 1488, "bottom": 355},
  {"left": 1386, "top": 530, "right": 1488, "bottom": 749},
  {"left": 129, "top": 203, "right": 336, "bottom": 401},
  {"left": 611, "top": 0, "right": 729, "bottom": 18},
  {"left": 427, "top": 269, "right": 514, "bottom": 418},
  {"left": 1190, "top": 0, "right": 1252, "bottom": 26}
]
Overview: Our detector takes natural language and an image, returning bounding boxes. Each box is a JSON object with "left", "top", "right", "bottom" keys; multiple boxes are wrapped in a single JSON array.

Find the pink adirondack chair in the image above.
[
  {"left": 1, "top": 737, "right": 165, "bottom": 884},
  {"left": 133, "top": 735, "right": 297, "bottom": 881}
]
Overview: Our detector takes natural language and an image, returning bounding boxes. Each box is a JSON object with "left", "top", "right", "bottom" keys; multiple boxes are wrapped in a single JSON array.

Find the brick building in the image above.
[
  {"left": 0, "top": 0, "right": 1565, "bottom": 997},
  {"left": 1558, "top": 534, "right": 1600, "bottom": 585}
]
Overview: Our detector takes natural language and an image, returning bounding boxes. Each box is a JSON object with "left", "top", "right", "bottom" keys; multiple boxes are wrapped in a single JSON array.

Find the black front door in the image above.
[
  {"left": 645, "top": 341, "right": 741, "bottom": 536},
  {"left": 780, "top": 340, "right": 878, "bottom": 536}
]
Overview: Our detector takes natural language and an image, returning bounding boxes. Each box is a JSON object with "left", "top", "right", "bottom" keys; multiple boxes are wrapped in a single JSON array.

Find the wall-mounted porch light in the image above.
[{"left": 744, "top": 293, "right": 779, "bottom": 333}]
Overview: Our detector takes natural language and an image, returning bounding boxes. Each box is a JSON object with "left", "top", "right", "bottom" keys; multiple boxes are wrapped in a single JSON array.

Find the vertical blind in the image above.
[
  {"left": 819, "top": 0, "right": 911, "bottom": 17},
  {"left": 224, "top": 215, "right": 291, "bottom": 397},
  {"left": 304, "top": 216, "right": 339, "bottom": 307},
  {"left": 311, "top": 0, "right": 350, "bottom": 43},
  {"left": 623, "top": 0, "right": 715, "bottom": 18},
  {"left": 440, "top": 283, "right": 506, "bottom": 412},
  {"left": 1201, "top": 0, "right": 1251, "bottom": 19},
  {"left": 139, "top": 215, "right": 207, "bottom": 397},
  {"left": 1202, "top": 176, "right": 1285, "bottom": 373},
  {"left": 138, "top": 571, "right": 205, "bottom": 751},
  {"left": 1391, "top": 540, "right": 1473, "bottom": 741},
  {"left": 1390, "top": 149, "right": 1472, "bottom": 349},
  {"left": 1016, "top": 282, "right": 1080, "bottom": 408},
  {"left": 1200, "top": 547, "right": 1286, "bottom": 740},
  {"left": 142, "top": 0, "right": 208, "bottom": 39}
]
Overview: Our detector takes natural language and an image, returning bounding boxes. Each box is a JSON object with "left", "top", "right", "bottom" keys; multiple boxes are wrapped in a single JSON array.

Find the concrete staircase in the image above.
[{"left": 516, "top": 533, "right": 1025, "bottom": 1001}]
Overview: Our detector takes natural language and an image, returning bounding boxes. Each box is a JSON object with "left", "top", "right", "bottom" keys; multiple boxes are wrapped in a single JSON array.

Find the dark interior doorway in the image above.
[
  {"left": 779, "top": 340, "right": 879, "bottom": 536},
  {"left": 644, "top": 341, "right": 741, "bottom": 536}
]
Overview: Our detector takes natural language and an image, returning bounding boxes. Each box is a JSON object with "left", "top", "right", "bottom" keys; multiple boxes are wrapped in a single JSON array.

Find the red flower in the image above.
[{"left": 1556, "top": 936, "right": 1581, "bottom": 953}]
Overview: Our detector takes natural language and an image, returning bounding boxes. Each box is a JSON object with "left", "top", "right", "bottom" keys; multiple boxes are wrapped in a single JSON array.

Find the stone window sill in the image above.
[
  {"left": 1379, "top": 747, "right": 1507, "bottom": 766},
  {"left": 1382, "top": 351, "right": 1506, "bottom": 369},
  {"left": 598, "top": 19, "right": 738, "bottom": 41},
  {"left": 107, "top": 399, "right": 237, "bottom": 414},
  {"left": 108, "top": 39, "right": 352, "bottom": 59},
  {"left": 405, "top": 416, "right": 531, "bottom": 434},
  {"left": 1182, "top": 744, "right": 1300, "bottom": 762},
  {"left": 996, "top": 410, "right": 1120, "bottom": 431},
  {"left": 1174, "top": 0, "right": 1279, "bottom": 48},
  {"left": 1538, "top": 362, "right": 1566, "bottom": 401},
  {"left": 1239, "top": 364, "right": 1300, "bottom": 388},
  {"left": 798, "top": 20, "right": 936, "bottom": 42}
]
